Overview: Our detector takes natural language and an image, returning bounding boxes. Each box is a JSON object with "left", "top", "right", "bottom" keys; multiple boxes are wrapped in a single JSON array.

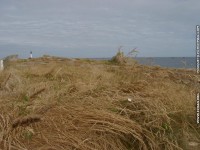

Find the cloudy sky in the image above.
[{"left": 0, "top": 0, "right": 199, "bottom": 58}]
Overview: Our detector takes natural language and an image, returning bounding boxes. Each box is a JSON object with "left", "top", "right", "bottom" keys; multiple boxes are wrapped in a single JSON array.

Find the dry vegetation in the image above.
[{"left": 0, "top": 56, "right": 199, "bottom": 150}]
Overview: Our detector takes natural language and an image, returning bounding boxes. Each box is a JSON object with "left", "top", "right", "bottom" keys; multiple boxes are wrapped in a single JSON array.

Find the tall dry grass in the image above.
[{"left": 0, "top": 57, "right": 199, "bottom": 150}]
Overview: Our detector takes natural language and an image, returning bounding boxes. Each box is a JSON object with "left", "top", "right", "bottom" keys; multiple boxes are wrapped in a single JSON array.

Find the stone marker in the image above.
[{"left": 0, "top": 60, "right": 4, "bottom": 71}]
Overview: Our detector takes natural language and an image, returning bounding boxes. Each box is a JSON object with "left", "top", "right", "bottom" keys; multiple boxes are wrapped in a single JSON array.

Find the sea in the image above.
[
  {"left": 134, "top": 57, "right": 196, "bottom": 69},
  {"left": 95, "top": 57, "right": 196, "bottom": 69}
]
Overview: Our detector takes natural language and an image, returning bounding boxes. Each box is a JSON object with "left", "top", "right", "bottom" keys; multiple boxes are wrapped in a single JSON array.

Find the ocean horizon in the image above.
[
  {"left": 0, "top": 54, "right": 196, "bottom": 69},
  {"left": 91, "top": 57, "right": 196, "bottom": 69}
]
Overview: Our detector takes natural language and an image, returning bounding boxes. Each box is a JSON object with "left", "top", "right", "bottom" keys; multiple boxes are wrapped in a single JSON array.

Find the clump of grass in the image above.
[
  {"left": 22, "top": 127, "right": 34, "bottom": 140},
  {"left": 0, "top": 73, "right": 11, "bottom": 89},
  {"left": 110, "top": 48, "right": 138, "bottom": 66},
  {"left": 30, "top": 88, "right": 46, "bottom": 99},
  {"left": 111, "top": 50, "right": 127, "bottom": 65}
]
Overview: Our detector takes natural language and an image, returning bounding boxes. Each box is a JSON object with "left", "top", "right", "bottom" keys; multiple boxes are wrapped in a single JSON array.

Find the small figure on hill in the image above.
[{"left": 30, "top": 51, "right": 33, "bottom": 59}]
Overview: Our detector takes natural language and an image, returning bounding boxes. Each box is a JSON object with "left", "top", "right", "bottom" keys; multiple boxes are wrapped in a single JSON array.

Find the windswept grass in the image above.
[{"left": 0, "top": 57, "right": 199, "bottom": 150}]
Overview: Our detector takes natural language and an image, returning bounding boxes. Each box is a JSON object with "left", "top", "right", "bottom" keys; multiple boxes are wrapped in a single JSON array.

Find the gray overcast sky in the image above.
[{"left": 0, "top": 0, "right": 199, "bottom": 58}]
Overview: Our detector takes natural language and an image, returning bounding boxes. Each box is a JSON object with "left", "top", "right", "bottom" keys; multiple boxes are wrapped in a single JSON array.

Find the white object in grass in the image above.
[
  {"left": 128, "top": 98, "right": 132, "bottom": 102},
  {"left": 0, "top": 60, "right": 4, "bottom": 71},
  {"left": 30, "top": 51, "right": 33, "bottom": 58}
]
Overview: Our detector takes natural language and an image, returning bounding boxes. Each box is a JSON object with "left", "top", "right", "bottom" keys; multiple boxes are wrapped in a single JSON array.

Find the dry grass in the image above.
[{"left": 0, "top": 57, "right": 199, "bottom": 150}]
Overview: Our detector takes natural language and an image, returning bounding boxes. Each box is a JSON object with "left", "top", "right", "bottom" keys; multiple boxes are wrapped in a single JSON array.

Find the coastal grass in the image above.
[{"left": 0, "top": 57, "right": 199, "bottom": 150}]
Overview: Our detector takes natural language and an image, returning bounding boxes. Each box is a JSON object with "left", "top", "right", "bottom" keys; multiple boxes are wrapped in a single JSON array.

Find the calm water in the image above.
[
  {"left": 94, "top": 57, "right": 196, "bottom": 69},
  {"left": 134, "top": 57, "right": 196, "bottom": 69}
]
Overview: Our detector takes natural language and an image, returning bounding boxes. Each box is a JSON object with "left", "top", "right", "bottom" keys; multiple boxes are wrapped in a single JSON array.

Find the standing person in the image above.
[{"left": 30, "top": 51, "right": 33, "bottom": 59}]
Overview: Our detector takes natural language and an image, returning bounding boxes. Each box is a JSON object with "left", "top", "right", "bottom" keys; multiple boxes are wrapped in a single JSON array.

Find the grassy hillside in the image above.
[{"left": 0, "top": 57, "right": 199, "bottom": 150}]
